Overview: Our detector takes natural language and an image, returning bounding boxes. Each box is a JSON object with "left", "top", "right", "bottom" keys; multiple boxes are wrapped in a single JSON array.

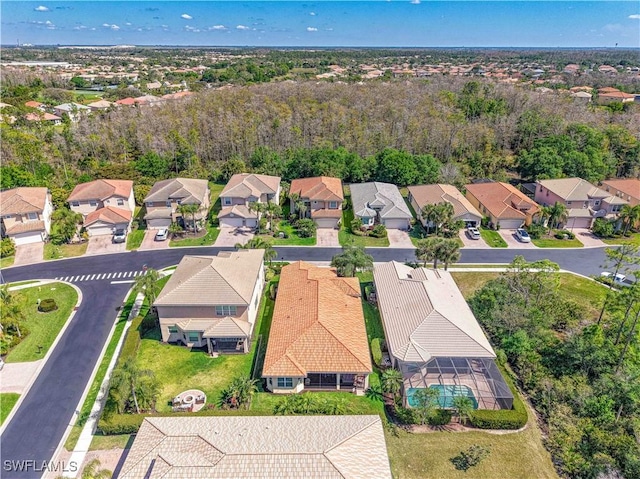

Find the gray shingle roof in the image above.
[
  {"left": 118, "top": 415, "right": 392, "bottom": 479},
  {"left": 373, "top": 262, "right": 495, "bottom": 363},
  {"left": 349, "top": 182, "right": 412, "bottom": 220},
  {"left": 144, "top": 178, "right": 209, "bottom": 205}
]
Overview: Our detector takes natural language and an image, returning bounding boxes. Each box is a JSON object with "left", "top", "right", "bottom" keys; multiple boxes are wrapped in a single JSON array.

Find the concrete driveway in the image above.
[
  {"left": 459, "top": 229, "right": 490, "bottom": 249},
  {"left": 13, "top": 242, "right": 44, "bottom": 265},
  {"left": 387, "top": 229, "right": 414, "bottom": 248},
  {"left": 85, "top": 235, "right": 127, "bottom": 255},
  {"left": 571, "top": 228, "right": 606, "bottom": 248},
  {"left": 214, "top": 226, "right": 254, "bottom": 247},
  {"left": 316, "top": 228, "right": 340, "bottom": 247},
  {"left": 138, "top": 229, "right": 170, "bottom": 250},
  {"left": 499, "top": 229, "right": 538, "bottom": 249}
]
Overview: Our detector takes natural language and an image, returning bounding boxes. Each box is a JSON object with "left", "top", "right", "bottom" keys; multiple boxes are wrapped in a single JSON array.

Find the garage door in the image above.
[
  {"left": 147, "top": 218, "right": 172, "bottom": 230},
  {"left": 499, "top": 219, "right": 524, "bottom": 229},
  {"left": 383, "top": 218, "right": 409, "bottom": 230},
  {"left": 12, "top": 232, "right": 43, "bottom": 245},
  {"left": 219, "top": 217, "right": 245, "bottom": 228},
  {"left": 315, "top": 218, "right": 339, "bottom": 229},
  {"left": 88, "top": 225, "right": 114, "bottom": 236},
  {"left": 566, "top": 217, "right": 592, "bottom": 229}
]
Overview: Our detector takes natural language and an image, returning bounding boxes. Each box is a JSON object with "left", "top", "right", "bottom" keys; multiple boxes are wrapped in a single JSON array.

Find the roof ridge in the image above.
[
  {"left": 315, "top": 321, "right": 371, "bottom": 372},
  {"left": 213, "top": 262, "right": 253, "bottom": 302},
  {"left": 121, "top": 421, "right": 168, "bottom": 477},
  {"left": 423, "top": 310, "right": 495, "bottom": 356},
  {"left": 323, "top": 419, "right": 380, "bottom": 478}
]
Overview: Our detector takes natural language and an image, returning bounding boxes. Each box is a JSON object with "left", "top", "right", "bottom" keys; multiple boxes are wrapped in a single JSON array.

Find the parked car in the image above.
[
  {"left": 515, "top": 228, "right": 531, "bottom": 243},
  {"left": 600, "top": 272, "right": 626, "bottom": 284},
  {"left": 155, "top": 228, "right": 168, "bottom": 241},
  {"left": 466, "top": 227, "right": 481, "bottom": 240},
  {"left": 113, "top": 229, "right": 127, "bottom": 243}
]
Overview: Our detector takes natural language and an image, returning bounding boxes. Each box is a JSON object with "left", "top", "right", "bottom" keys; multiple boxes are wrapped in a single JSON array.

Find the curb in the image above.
[{"left": 0, "top": 280, "right": 83, "bottom": 436}]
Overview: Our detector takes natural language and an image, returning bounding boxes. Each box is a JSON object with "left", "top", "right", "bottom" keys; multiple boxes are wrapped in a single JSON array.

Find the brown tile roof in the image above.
[
  {"left": 407, "top": 184, "right": 482, "bottom": 220},
  {"left": 220, "top": 173, "right": 281, "bottom": 199},
  {"left": 599, "top": 91, "right": 635, "bottom": 100},
  {"left": 4, "top": 220, "right": 45, "bottom": 235},
  {"left": 119, "top": 415, "right": 392, "bottom": 479},
  {"left": 115, "top": 97, "right": 136, "bottom": 105},
  {"left": 601, "top": 178, "right": 640, "bottom": 202},
  {"left": 84, "top": 206, "right": 132, "bottom": 226},
  {"left": 25, "top": 112, "right": 61, "bottom": 122},
  {"left": 0, "top": 187, "right": 49, "bottom": 214},
  {"left": 290, "top": 176, "right": 344, "bottom": 202},
  {"left": 465, "top": 182, "right": 540, "bottom": 220},
  {"left": 311, "top": 208, "right": 343, "bottom": 218},
  {"left": 263, "top": 262, "right": 372, "bottom": 377},
  {"left": 24, "top": 101, "right": 44, "bottom": 108},
  {"left": 67, "top": 179, "right": 133, "bottom": 202}
]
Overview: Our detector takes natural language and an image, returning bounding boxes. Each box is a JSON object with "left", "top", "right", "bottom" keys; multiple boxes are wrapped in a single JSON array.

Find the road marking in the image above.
[
  {"left": 90, "top": 274, "right": 96, "bottom": 280},
  {"left": 110, "top": 280, "right": 135, "bottom": 284},
  {"left": 116, "top": 272, "right": 122, "bottom": 278},
  {"left": 77, "top": 275, "right": 85, "bottom": 281},
  {"left": 69, "top": 276, "right": 76, "bottom": 282},
  {"left": 105, "top": 273, "right": 112, "bottom": 279}
]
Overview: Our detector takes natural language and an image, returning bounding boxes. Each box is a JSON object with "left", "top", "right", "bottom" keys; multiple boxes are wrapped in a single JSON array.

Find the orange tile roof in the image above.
[
  {"left": 115, "top": 97, "right": 136, "bottom": 105},
  {"left": 25, "top": 112, "right": 61, "bottom": 122},
  {"left": 290, "top": 176, "right": 344, "bottom": 202},
  {"left": 465, "top": 182, "right": 540, "bottom": 220},
  {"left": 68, "top": 179, "right": 133, "bottom": 202},
  {"left": 602, "top": 178, "right": 640, "bottom": 201},
  {"left": 24, "top": 101, "right": 44, "bottom": 108},
  {"left": 84, "top": 206, "right": 132, "bottom": 226},
  {"left": 263, "top": 262, "right": 372, "bottom": 377},
  {"left": 0, "top": 187, "right": 49, "bottom": 214}
]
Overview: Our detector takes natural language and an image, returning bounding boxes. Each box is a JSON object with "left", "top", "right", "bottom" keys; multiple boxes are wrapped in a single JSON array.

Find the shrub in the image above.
[
  {"left": 451, "top": 445, "right": 490, "bottom": 471},
  {"left": 38, "top": 298, "right": 58, "bottom": 312},
  {"left": 269, "top": 283, "right": 278, "bottom": 300},
  {"left": 370, "top": 224, "right": 387, "bottom": 238},
  {"left": 371, "top": 338, "right": 383, "bottom": 367},
  {"left": 394, "top": 405, "right": 417, "bottom": 424},
  {"left": 350, "top": 218, "right": 363, "bottom": 234},
  {"left": 296, "top": 218, "right": 316, "bottom": 238},
  {"left": 118, "top": 315, "right": 144, "bottom": 364},
  {"left": 592, "top": 218, "right": 615, "bottom": 238},
  {"left": 556, "top": 229, "right": 575, "bottom": 240},
  {"left": 526, "top": 224, "right": 546, "bottom": 240},
  {"left": 428, "top": 408, "right": 452, "bottom": 426},
  {"left": 98, "top": 414, "right": 145, "bottom": 435},
  {"left": 0, "top": 237, "right": 16, "bottom": 258}
]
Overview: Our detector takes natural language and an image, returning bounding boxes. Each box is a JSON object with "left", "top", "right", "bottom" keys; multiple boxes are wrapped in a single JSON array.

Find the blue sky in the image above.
[{"left": 2, "top": 1, "right": 639, "bottom": 47}]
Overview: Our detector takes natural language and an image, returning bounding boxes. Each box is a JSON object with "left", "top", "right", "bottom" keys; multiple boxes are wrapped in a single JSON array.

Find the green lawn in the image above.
[
  {"left": 339, "top": 209, "right": 390, "bottom": 247},
  {"left": 602, "top": 232, "right": 640, "bottom": 246},
  {"left": 479, "top": 228, "right": 507, "bottom": 248},
  {"left": 532, "top": 232, "right": 583, "bottom": 248},
  {"left": 169, "top": 225, "right": 220, "bottom": 247},
  {"left": 450, "top": 272, "right": 501, "bottom": 299},
  {"left": 256, "top": 220, "right": 316, "bottom": 246},
  {"left": 0, "top": 256, "right": 15, "bottom": 268},
  {"left": 89, "top": 433, "right": 132, "bottom": 451},
  {"left": 126, "top": 229, "right": 145, "bottom": 250},
  {"left": 44, "top": 242, "right": 87, "bottom": 260},
  {"left": 5, "top": 283, "right": 78, "bottom": 363},
  {"left": 0, "top": 393, "right": 20, "bottom": 425},
  {"left": 250, "top": 390, "right": 384, "bottom": 415}
]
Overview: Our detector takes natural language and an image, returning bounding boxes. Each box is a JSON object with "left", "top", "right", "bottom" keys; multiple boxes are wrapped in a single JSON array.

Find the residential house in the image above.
[
  {"left": 154, "top": 250, "right": 265, "bottom": 354},
  {"left": 601, "top": 178, "right": 640, "bottom": 207},
  {"left": 86, "top": 99, "right": 114, "bottom": 111},
  {"left": 373, "top": 262, "right": 513, "bottom": 410},
  {"left": 289, "top": 176, "right": 343, "bottom": 228},
  {"left": 24, "top": 101, "right": 46, "bottom": 112},
  {"left": 597, "top": 88, "right": 636, "bottom": 105},
  {"left": 115, "top": 97, "right": 136, "bottom": 107},
  {"left": 143, "top": 178, "right": 210, "bottom": 230},
  {"left": 408, "top": 184, "right": 483, "bottom": 228},
  {"left": 25, "top": 112, "right": 62, "bottom": 125},
  {"left": 262, "top": 262, "right": 372, "bottom": 394},
  {"left": 349, "top": 182, "right": 413, "bottom": 230},
  {"left": 465, "top": 181, "right": 540, "bottom": 229},
  {"left": 53, "top": 102, "right": 90, "bottom": 122},
  {"left": 118, "top": 415, "right": 392, "bottom": 479},
  {"left": 0, "top": 187, "right": 52, "bottom": 245},
  {"left": 534, "top": 178, "right": 627, "bottom": 228},
  {"left": 218, "top": 173, "right": 281, "bottom": 228}
]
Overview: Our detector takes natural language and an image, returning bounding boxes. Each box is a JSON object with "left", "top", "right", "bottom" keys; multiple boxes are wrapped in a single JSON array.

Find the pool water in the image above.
[{"left": 406, "top": 385, "right": 478, "bottom": 409}]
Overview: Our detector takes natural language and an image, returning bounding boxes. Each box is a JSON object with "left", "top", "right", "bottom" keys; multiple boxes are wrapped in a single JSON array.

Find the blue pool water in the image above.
[{"left": 406, "top": 385, "right": 478, "bottom": 409}]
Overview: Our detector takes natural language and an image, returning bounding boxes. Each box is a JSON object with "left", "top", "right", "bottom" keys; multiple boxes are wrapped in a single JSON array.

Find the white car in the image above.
[
  {"left": 600, "top": 272, "right": 626, "bottom": 284},
  {"left": 155, "top": 228, "right": 168, "bottom": 241},
  {"left": 515, "top": 228, "right": 531, "bottom": 243},
  {"left": 466, "top": 227, "right": 481, "bottom": 240}
]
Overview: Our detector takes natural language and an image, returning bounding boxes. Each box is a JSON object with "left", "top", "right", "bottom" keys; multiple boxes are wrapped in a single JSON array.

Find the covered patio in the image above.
[{"left": 400, "top": 357, "right": 514, "bottom": 410}]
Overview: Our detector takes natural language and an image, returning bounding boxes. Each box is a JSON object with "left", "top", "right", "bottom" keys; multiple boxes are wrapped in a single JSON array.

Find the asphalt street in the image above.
[{"left": 0, "top": 246, "right": 610, "bottom": 477}]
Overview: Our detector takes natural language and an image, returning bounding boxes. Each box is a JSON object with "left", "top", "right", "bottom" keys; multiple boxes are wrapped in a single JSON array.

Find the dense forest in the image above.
[{"left": 1, "top": 76, "right": 638, "bottom": 202}]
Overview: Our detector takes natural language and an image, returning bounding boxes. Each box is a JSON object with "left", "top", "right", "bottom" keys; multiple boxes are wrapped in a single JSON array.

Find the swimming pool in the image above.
[{"left": 406, "top": 385, "right": 478, "bottom": 409}]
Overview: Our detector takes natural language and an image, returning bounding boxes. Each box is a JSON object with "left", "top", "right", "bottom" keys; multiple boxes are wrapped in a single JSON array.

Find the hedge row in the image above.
[
  {"left": 394, "top": 406, "right": 452, "bottom": 426},
  {"left": 469, "top": 364, "right": 528, "bottom": 430},
  {"left": 370, "top": 338, "right": 383, "bottom": 367},
  {"left": 117, "top": 314, "right": 145, "bottom": 366}
]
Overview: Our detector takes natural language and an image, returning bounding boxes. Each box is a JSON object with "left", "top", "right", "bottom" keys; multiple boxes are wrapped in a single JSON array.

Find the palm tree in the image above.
[
  {"left": 81, "top": 459, "right": 111, "bottom": 479},
  {"left": 619, "top": 204, "right": 640, "bottom": 235},
  {"left": 133, "top": 267, "right": 162, "bottom": 307},
  {"left": 235, "top": 237, "right": 277, "bottom": 264},
  {"left": 548, "top": 202, "right": 568, "bottom": 230},
  {"left": 110, "top": 357, "right": 155, "bottom": 414},
  {"left": 420, "top": 204, "right": 438, "bottom": 234},
  {"left": 265, "top": 202, "right": 282, "bottom": 233},
  {"left": 452, "top": 395, "right": 474, "bottom": 425},
  {"left": 0, "top": 285, "right": 24, "bottom": 339},
  {"left": 248, "top": 201, "right": 267, "bottom": 226},
  {"left": 177, "top": 203, "right": 202, "bottom": 236},
  {"left": 433, "top": 202, "right": 455, "bottom": 236},
  {"left": 381, "top": 368, "right": 404, "bottom": 399},
  {"left": 295, "top": 199, "right": 308, "bottom": 220},
  {"left": 415, "top": 237, "right": 441, "bottom": 268},
  {"left": 437, "top": 238, "right": 461, "bottom": 270},
  {"left": 330, "top": 246, "right": 374, "bottom": 277}
]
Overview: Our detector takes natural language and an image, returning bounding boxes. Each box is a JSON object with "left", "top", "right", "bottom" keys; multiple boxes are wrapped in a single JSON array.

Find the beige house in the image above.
[
  {"left": 118, "top": 415, "right": 392, "bottom": 479},
  {"left": 465, "top": 181, "right": 540, "bottom": 229},
  {"left": 289, "top": 176, "right": 343, "bottom": 228},
  {"left": 218, "top": 173, "right": 281, "bottom": 228},
  {"left": 154, "top": 250, "right": 265, "bottom": 354},
  {"left": 0, "top": 187, "right": 52, "bottom": 245},
  {"left": 408, "top": 184, "right": 483, "bottom": 228},
  {"left": 374, "top": 262, "right": 513, "bottom": 410},
  {"left": 143, "top": 178, "right": 210, "bottom": 230},
  {"left": 67, "top": 179, "right": 135, "bottom": 236},
  {"left": 597, "top": 88, "right": 636, "bottom": 105},
  {"left": 601, "top": 178, "right": 640, "bottom": 207},
  {"left": 350, "top": 182, "right": 413, "bottom": 230},
  {"left": 534, "top": 178, "right": 627, "bottom": 228},
  {"left": 263, "top": 262, "right": 372, "bottom": 394}
]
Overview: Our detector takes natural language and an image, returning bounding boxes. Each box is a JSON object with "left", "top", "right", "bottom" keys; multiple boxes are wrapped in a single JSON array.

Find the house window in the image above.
[
  {"left": 117, "top": 199, "right": 124, "bottom": 206},
  {"left": 177, "top": 199, "right": 182, "bottom": 205},
  {"left": 165, "top": 200, "right": 172, "bottom": 208},
  {"left": 277, "top": 377, "right": 293, "bottom": 388},
  {"left": 329, "top": 201, "right": 338, "bottom": 209},
  {"left": 223, "top": 197, "right": 232, "bottom": 206},
  {"left": 612, "top": 205, "right": 622, "bottom": 213},
  {"left": 89, "top": 200, "right": 98, "bottom": 207},
  {"left": 594, "top": 200, "right": 601, "bottom": 207},
  {"left": 168, "top": 326, "right": 178, "bottom": 333},
  {"left": 146, "top": 202, "right": 153, "bottom": 208},
  {"left": 567, "top": 201, "right": 572, "bottom": 206},
  {"left": 27, "top": 212, "right": 38, "bottom": 220},
  {"left": 71, "top": 201, "right": 80, "bottom": 207},
  {"left": 187, "top": 332, "right": 200, "bottom": 342},
  {"left": 3, "top": 215, "right": 11, "bottom": 219},
  {"left": 215, "top": 305, "right": 237, "bottom": 316}
]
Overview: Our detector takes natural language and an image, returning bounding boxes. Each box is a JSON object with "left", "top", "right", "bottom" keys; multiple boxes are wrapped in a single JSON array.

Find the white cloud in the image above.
[
  {"left": 34, "top": 5, "right": 49, "bottom": 12},
  {"left": 184, "top": 25, "right": 200, "bottom": 32},
  {"left": 210, "top": 25, "right": 227, "bottom": 30},
  {"left": 181, "top": 14, "right": 193, "bottom": 20},
  {"left": 310, "top": 12, "right": 316, "bottom": 16},
  {"left": 102, "top": 23, "right": 120, "bottom": 30},
  {"left": 125, "top": 22, "right": 132, "bottom": 26},
  {"left": 236, "top": 25, "right": 250, "bottom": 30},
  {"left": 411, "top": 0, "right": 421, "bottom": 4},
  {"left": 111, "top": 24, "right": 120, "bottom": 30},
  {"left": 307, "top": 27, "right": 318, "bottom": 32},
  {"left": 629, "top": 14, "right": 640, "bottom": 20},
  {"left": 45, "top": 20, "right": 53, "bottom": 25}
]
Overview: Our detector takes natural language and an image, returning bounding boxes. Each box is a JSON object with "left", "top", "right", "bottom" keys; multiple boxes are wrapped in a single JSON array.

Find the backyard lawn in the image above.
[
  {"left": 479, "top": 228, "right": 507, "bottom": 248},
  {"left": 339, "top": 208, "right": 389, "bottom": 247},
  {"left": 44, "top": 242, "right": 87, "bottom": 260},
  {"left": 5, "top": 282, "right": 78, "bottom": 363},
  {"left": 0, "top": 393, "right": 20, "bottom": 425}
]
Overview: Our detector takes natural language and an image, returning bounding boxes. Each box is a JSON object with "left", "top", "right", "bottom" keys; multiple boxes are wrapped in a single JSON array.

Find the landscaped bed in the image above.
[{"left": 5, "top": 282, "right": 77, "bottom": 363}]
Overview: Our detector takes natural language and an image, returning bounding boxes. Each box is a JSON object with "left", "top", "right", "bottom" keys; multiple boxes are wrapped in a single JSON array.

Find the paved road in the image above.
[{"left": 0, "top": 246, "right": 609, "bottom": 477}]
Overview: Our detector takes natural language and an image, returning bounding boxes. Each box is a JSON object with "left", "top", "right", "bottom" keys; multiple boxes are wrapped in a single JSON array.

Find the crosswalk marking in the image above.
[{"left": 49, "top": 270, "right": 147, "bottom": 284}]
